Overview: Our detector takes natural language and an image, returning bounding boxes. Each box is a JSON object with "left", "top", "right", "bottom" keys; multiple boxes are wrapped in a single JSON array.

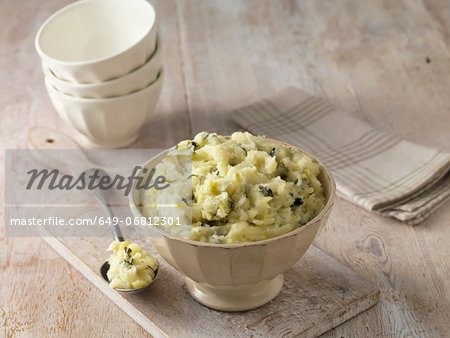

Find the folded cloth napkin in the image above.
[{"left": 230, "top": 87, "right": 450, "bottom": 225}]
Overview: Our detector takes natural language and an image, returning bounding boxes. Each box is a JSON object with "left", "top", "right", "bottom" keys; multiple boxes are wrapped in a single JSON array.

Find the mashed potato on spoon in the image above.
[{"left": 106, "top": 240, "right": 158, "bottom": 289}]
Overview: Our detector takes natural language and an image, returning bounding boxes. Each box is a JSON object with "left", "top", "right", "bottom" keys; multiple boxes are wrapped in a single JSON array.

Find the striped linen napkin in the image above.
[{"left": 230, "top": 87, "right": 450, "bottom": 225}]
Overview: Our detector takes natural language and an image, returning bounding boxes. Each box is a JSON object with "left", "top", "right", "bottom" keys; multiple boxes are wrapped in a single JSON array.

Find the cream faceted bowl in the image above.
[
  {"left": 129, "top": 140, "right": 336, "bottom": 311},
  {"left": 42, "top": 37, "right": 162, "bottom": 99},
  {"left": 45, "top": 70, "right": 164, "bottom": 148},
  {"left": 35, "top": 0, "right": 157, "bottom": 83}
]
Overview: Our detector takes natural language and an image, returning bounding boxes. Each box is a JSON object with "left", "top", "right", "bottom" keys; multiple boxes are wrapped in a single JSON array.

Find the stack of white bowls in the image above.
[{"left": 35, "top": 0, "right": 163, "bottom": 148}]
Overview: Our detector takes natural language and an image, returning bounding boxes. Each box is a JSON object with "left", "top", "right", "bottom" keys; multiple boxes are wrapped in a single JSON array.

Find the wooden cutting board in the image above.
[
  {"left": 43, "top": 236, "right": 379, "bottom": 338},
  {"left": 27, "top": 127, "right": 379, "bottom": 337}
]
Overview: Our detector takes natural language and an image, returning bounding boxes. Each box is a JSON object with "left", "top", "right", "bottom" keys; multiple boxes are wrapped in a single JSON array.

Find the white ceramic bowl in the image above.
[
  {"left": 45, "top": 70, "right": 164, "bottom": 148},
  {"left": 130, "top": 141, "right": 336, "bottom": 311},
  {"left": 35, "top": 0, "right": 157, "bottom": 83},
  {"left": 42, "top": 37, "right": 162, "bottom": 99}
]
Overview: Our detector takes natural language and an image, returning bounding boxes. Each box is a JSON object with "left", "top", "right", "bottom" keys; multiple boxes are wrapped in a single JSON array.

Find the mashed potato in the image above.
[
  {"left": 141, "top": 132, "right": 325, "bottom": 244},
  {"left": 106, "top": 240, "right": 158, "bottom": 289}
]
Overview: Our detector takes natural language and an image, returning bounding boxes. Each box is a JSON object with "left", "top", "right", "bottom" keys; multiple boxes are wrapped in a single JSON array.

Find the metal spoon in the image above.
[{"left": 84, "top": 168, "right": 159, "bottom": 293}]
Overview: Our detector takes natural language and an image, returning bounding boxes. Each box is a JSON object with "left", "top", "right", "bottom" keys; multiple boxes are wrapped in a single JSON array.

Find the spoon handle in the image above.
[
  {"left": 84, "top": 168, "right": 125, "bottom": 242},
  {"left": 28, "top": 127, "right": 128, "bottom": 242},
  {"left": 101, "top": 198, "right": 124, "bottom": 242}
]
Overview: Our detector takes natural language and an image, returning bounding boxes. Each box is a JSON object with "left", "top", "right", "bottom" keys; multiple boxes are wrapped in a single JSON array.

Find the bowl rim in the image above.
[
  {"left": 35, "top": 0, "right": 156, "bottom": 66},
  {"left": 129, "top": 137, "right": 336, "bottom": 248},
  {"left": 43, "top": 35, "right": 162, "bottom": 88},
  {"left": 45, "top": 68, "right": 164, "bottom": 101}
]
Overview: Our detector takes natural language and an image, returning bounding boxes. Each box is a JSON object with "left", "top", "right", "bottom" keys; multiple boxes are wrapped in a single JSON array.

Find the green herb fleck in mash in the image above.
[{"left": 141, "top": 132, "right": 325, "bottom": 244}]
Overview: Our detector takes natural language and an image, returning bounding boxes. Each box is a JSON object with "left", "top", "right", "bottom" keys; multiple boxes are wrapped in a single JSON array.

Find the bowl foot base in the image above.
[
  {"left": 80, "top": 133, "right": 138, "bottom": 149},
  {"left": 185, "top": 274, "right": 284, "bottom": 312}
]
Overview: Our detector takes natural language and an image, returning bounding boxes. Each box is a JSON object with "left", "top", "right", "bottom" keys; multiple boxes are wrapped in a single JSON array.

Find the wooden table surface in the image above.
[{"left": 1, "top": 0, "right": 449, "bottom": 336}]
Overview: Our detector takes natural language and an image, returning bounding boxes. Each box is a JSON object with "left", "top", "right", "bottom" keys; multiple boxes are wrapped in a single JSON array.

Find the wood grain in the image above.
[
  {"left": 42, "top": 235, "right": 380, "bottom": 338},
  {"left": 174, "top": 1, "right": 450, "bottom": 337},
  {"left": 1, "top": 0, "right": 449, "bottom": 336}
]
